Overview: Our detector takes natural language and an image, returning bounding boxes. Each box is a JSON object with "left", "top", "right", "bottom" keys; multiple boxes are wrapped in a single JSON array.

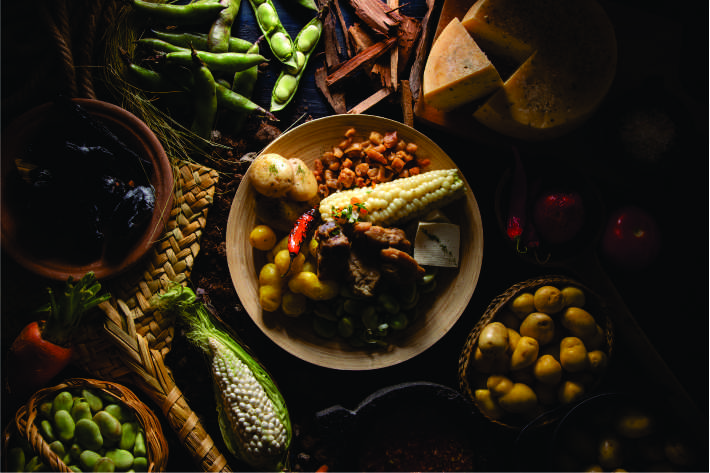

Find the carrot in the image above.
[{"left": 6, "top": 272, "right": 111, "bottom": 397}]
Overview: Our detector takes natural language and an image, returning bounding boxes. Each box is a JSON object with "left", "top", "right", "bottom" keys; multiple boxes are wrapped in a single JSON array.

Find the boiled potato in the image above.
[
  {"left": 507, "top": 328, "right": 521, "bottom": 354},
  {"left": 558, "top": 379, "right": 585, "bottom": 404},
  {"left": 510, "top": 292, "right": 535, "bottom": 319},
  {"left": 287, "top": 158, "right": 318, "bottom": 201},
  {"left": 275, "top": 249, "right": 305, "bottom": 277},
  {"left": 259, "top": 263, "right": 282, "bottom": 287},
  {"left": 587, "top": 350, "right": 608, "bottom": 373},
  {"left": 560, "top": 336, "right": 588, "bottom": 372},
  {"left": 561, "top": 307, "right": 597, "bottom": 340},
  {"left": 486, "top": 375, "right": 514, "bottom": 397},
  {"left": 561, "top": 286, "right": 586, "bottom": 307},
  {"left": 259, "top": 284, "right": 282, "bottom": 312},
  {"left": 288, "top": 271, "right": 339, "bottom": 300},
  {"left": 249, "top": 224, "right": 278, "bottom": 251},
  {"left": 478, "top": 322, "right": 509, "bottom": 355},
  {"left": 474, "top": 389, "right": 504, "bottom": 419},
  {"left": 510, "top": 336, "right": 539, "bottom": 370},
  {"left": 498, "top": 383, "right": 538, "bottom": 414},
  {"left": 534, "top": 354, "right": 562, "bottom": 384},
  {"left": 519, "top": 312, "right": 555, "bottom": 345},
  {"left": 251, "top": 153, "right": 294, "bottom": 197},
  {"left": 534, "top": 285, "right": 565, "bottom": 313}
]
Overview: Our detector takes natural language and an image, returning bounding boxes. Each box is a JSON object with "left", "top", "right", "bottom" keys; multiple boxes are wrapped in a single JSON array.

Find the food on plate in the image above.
[
  {"left": 6, "top": 273, "right": 111, "bottom": 398},
  {"left": 422, "top": 17, "right": 503, "bottom": 111},
  {"left": 313, "top": 127, "right": 431, "bottom": 198},
  {"left": 469, "top": 283, "right": 609, "bottom": 420},
  {"left": 250, "top": 153, "right": 296, "bottom": 197},
  {"left": 601, "top": 205, "right": 661, "bottom": 271},
  {"left": 249, "top": 224, "right": 278, "bottom": 251},
  {"left": 532, "top": 189, "right": 586, "bottom": 245},
  {"left": 287, "top": 158, "right": 319, "bottom": 201},
  {"left": 463, "top": 0, "right": 617, "bottom": 140},
  {"left": 318, "top": 168, "right": 465, "bottom": 227},
  {"left": 155, "top": 286, "right": 292, "bottom": 471}
]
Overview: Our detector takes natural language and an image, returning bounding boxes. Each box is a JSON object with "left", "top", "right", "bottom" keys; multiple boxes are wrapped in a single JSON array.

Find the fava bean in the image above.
[
  {"left": 71, "top": 399, "right": 93, "bottom": 422},
  {"left": 119, "top": 422, "right": 139, "bottom": 451},
  {"left": 269, "top": 32, "right": 294, "bottom": 61},
  {"left": 79, "top": 450, "right": 102, "bottom": 471},
  {"left": 7, "top": 446, "right": 25, "bottom": 472},
  {"left": 94, "top": 457, "right": 116, "bottom": 472},
  {"left": 256, "top": 3, "right": 279, "bottom": 33},
  {"left": 228, "top": 40, "right": 261, "bottom": 134},
  {"left": 38, "top": 401, "right": 53, "bottom": 419},
  {"left": 104, "top": 404, "right": 133, "bottom": 424},
  {"left": 151, "top": 29, "right": 253, "bottom": 53},
  {"left": 94, "top": 411, "right": 122, "bottom": 442},
  {"left": 166, "top": 50, "right": 268, "bottom": 74},
  {"left": 361, "top": 306, "right": 379, "bottom": 330},
  {"left": 207, "top": 0, "right": 241, "bottom": 52},
  {"left": 296, "top": 24, "right": 321, "bottom": 52},
  {"left": 272, "top": 74, "right": 298, "bottom": 103},
  {"left": 216, "top": 82, "right": 276, "bottom": 120},
  {"left": 337, "top": 316, "right": 354, "bottom": 338},
  {"left": 189, "top": 51, "right": 218, "bottom": 140},
  {"left": 40, "top": 419, "right": 56, "bottom": 442},
  {"left": 54, "top": 409, "right": 76, "bottom": 442},
  {"left": 388, "top": 311, "right": 409, "bottom": 330},
  {"left": 377, "top": 293, "right": 400, "bottom": 314},
  {"left": 49, "top": 439, "right": 66, "bottom": 457},
  {"left": 69, "top": 443, "right": 83, "bottom": 462},
  {"left": 106, "top": 448, "right": 135, "bottom": 470},
  {"left": 133, "top": 429, "right": 147, "bottom": 457},
  {"left": 53, "top": 391, "right": 74, "bottom": 414},
  {"left": 312, "top": 317, "right": 336, "bottom": 338},
  {"left": 131, "top": 0, "right": 226, "bottom": 25},
  {"left": 75, "top": 418, "right": 103, "bottom": 450},
  {"left": 132, "top": 456, "right": 149, "bottom": 472},
  {"left": 81, "top": 389, "right": 104, "bottom": 413}
]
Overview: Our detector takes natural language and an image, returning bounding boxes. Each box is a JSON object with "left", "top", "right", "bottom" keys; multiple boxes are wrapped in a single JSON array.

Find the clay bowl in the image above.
[
  {"left": 226, "top": 114, "right": 484, "bottom": 370},
  {"left": 1, "top": 98, "right": 174, "bottom": 281}
]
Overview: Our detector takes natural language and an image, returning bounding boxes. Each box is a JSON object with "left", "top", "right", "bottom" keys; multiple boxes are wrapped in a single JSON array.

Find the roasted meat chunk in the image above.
[
  {"left": 316, "top": 221, "right": 351, "bottom": 280},
  {"left": 351, "top": 221, "right": 411, "bottom": 252},
  {"left": 346, "top": 251, "right": 381, "bottom": 298},
  {"left": 380, "top": 247, "right": 426, "bottom": 284}
]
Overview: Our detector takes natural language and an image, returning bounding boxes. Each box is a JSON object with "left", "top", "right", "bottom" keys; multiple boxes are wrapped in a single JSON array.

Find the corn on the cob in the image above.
[
  {"left": 319, "top": 169, "right": 466, "bottom": 227},
  {"left": 154, "top": 286, "right": 291, "bottom": 470}
]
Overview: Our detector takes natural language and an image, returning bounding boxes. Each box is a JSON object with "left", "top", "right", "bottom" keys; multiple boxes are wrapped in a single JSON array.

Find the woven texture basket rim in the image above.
[
  {"left": 5, "top": 377, "right": 168, "bottom": 472},
  {"left": 457, "top": 275, "right": 615, "bottom": 430}
]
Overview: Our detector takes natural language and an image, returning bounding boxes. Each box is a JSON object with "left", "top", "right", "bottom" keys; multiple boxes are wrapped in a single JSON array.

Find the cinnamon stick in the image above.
[{"left": 326, "top": 36, "right": 397, "bottom": 86}]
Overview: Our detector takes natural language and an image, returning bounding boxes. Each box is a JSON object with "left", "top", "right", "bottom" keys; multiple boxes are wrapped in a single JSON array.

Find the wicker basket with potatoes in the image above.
[{"left": 458, "top": 276, "right": 614, "bottom": 428}]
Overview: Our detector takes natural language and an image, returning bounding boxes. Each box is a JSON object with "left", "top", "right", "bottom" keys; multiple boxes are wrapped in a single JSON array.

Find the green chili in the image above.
[
  {"left": 207, "top": 0, "right": 241, "bottom": 52},
  {"left": 150, "top": 29, "right": 253, "bottom": 53},
  {"left": 131, "top": 0, "right": 226, "bottom": 25},
  {"left": 270, "top": 12, "right": 323, "bottom": 112},
  {"left": 190, "top": 49, "right": 218, "bottom": 140},
  {"left": 166, "top": 49, "right": 267, "bottom": 74}
]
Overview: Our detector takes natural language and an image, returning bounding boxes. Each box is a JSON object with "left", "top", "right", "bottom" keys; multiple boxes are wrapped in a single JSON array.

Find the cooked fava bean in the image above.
[
  {"left": 312, "top": 317, "right": 337, "bottom": 338},
  {"left": 79, "top": 450, "right": 102, "bottom": 471},
  {"left": 71, "top": 399, "right": 93, "bottom": 422},
  {"left": 54, "top": 410, "right": 76, "bottom": 442},
  {"left": 94, "top": 457, "right": 116, "bottom": 472},
  {"left": 337, "top": 316, "right": 355, "bottom": 338},
  {"left": 40, "top": 419, "right": 56, "bottom": 442},
  {"left": 75, "top": 418, "right": 103, "bottom": 450},
  {"left": 133, "top": 456, "right": 149, "bottom": 472},
  {"left": 104, "top": 403, "right": 133, "bottom": 424},
  {"left": 94, "top": 411, "right": 122, "bottom": 442},
  {"left": 133, "top": 429, "right": 147, "bottom": 457},
  {"left": 52, "top": 391, "right": 73, "bottom": 414},
  {"left": 281, "top": 290, "right": 308, "bottom": 316},
  {"left": 106, "top": 448, "right": 135, "bottom": 470}
]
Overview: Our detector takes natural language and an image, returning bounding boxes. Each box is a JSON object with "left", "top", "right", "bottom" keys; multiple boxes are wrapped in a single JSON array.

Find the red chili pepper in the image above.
[
  {"left": 506, "top": 147, "right": 528, "bottom": 253},
  {"left": 287, "top": 207, "right": 319, "bottom": 270}
]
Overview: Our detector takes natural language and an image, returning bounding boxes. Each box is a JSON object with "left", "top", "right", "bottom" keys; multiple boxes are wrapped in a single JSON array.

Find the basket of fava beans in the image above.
[
  {"left": 458, "top": 276, "right": 614, "bottom": 429},
  {"left": 3, "top": 378, "right": 168, "bottom": 472}
]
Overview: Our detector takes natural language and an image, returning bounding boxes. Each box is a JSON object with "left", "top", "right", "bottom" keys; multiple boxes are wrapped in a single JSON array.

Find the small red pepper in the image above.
[
  {"left": 506, "top": 147, "right": 528, "bottom": 253},
  {"left": 286, "top": 207, "right": 319, "bottom": 271}
]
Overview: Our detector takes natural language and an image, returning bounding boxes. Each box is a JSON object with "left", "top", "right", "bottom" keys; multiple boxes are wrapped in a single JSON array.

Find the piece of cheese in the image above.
[
  {"left": 423, "top": 17, "right": 504, "bottom": 112},
  {"left": 414, "top": 222, "right": 460, "bottom": 268},
  {"left": 462, "top": 0, "right": 617, "bottom": 140}
]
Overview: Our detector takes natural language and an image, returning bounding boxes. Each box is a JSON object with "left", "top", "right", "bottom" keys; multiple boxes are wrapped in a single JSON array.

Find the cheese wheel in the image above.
[
  {"left": 463, "top": 0, "right": 617, "bottom": 140},
  {"left": 423, "top": 17, "right": 504, "bottom": 112}
]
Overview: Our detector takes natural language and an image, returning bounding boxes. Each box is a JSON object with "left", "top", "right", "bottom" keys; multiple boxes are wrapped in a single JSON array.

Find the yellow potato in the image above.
[
  {"left": 560, "top": 337, "right": 588, "bottom": 372},
  {"left": 473, "top": 347, "right": 509, "bottom": 373},
  {"left": 561, "top": 286, "right": 586, "bottom": 307},
  {"left": 486, "top": 375, "right": 514, "bottom": 397},
  {"left": 478, "top": 322, "right": 509, "bottom": 355},
  {"left": 507, "top": 328, "right": 521, "bottom": 354},
  {"left": 587, "top": 350, "right": 608, "bottom": 373},
  {"left": 510, "top": 336, "right": 539, "bottom": 370},
  {"left": 519, "top": 312, "right": 555, "bottom": 345},
  {"left": 474, "top": 389, "right": 504, "bottom": 419},
  {"left": 287, "top": 158, "right": 318, "bottom": 201},
  {"left": 259, "top": 284, "right": 282, "bottom": 312},
  {"left": 288, "top": 271, "right": 339, "bottom": 300},
  {"left": 301, "top": 258, "right": 317, "bottom": 274},
  {"left": 510, "top": 292, "right": 535, "bottom": 319},
  {"left": 533, "top": 285, "right": 565, "bottom": 313},
  {"left": 558, "top": 379, "right": 585, "bottom": 404},
  {"left": 270, "top": 235, "right": 290, "bottom": 261},
  {"left": 561, "top": 307, "right": 597, "bottom": 340},
  {"left": 615, "top": 409, "right": 654, "bottom": 439},
  {"left": 498, "top": 383, "right": 538, "bottom": 414},
  {"left": 249, "top": 224, "right": 278, "bottom": 251},
  {"left": 598, "top": 436, "right": 624, "bottom": 469},
  {"left": 275, "top": 249, "right": 305, "bottom": 277},
  {"left": 250, "top": 153, "right": 294, "bottom": 197},
  {"left": 259, "top": 263, "right": 282, "bottom": 287},
  {"left": 533, "top": 354, "right": 562, "bottom": 384}
]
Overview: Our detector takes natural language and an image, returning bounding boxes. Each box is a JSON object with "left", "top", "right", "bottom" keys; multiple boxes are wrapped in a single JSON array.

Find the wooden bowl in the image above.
[
  {"left": 226, "top": 114, "right": 484, "bottom": 370},
  {"left": 1, "top": 98, "right": 174, "bottom": 281}
]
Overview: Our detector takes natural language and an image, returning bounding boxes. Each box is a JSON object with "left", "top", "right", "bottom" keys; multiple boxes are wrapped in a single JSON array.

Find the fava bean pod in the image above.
[
  {"left": 166, "top": 49, "right": 268, "bottom": 74},
  {"left": 207, "top": 0, "right": 242, "bottom": 52},
  {"left": 270, "top": 12, "right": 323, "bottom": 112},
  {"left": 150, "top": 29, "right": 253, "bottom": 53},
  {"left": 228, "top": 40, "right": 262, "bottom": 133},
  {"left": 190, "top": 50, "right": 218, "bottom": 139},
  {"left": 131, "top": 0, "right": 226, "bottom": 25},
  {"left": 248, "top": 0, "right": 297, "bottom": 68}
]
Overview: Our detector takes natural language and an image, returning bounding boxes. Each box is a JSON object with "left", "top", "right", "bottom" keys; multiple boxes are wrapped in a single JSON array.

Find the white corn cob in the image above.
[
  {"left": 209, "top": 337, "right": 289, "bottom": 467},
  {"left": 319, "top": 168, "right": 465, "bottom": 227}
]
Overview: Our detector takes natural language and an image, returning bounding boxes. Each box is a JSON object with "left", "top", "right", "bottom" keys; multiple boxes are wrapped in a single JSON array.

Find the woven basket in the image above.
[
  {"left": 457, "top": 275, "right": 614, "bottom": 429},
  {"left": 3, "top": 378, "right": 168, "bottom": 472}
]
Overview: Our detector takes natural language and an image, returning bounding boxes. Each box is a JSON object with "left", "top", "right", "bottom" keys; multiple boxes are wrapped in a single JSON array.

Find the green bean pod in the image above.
[
  {"left": 165, "top": 49, "right": 267, "bottom": 74},
  {"left": 227, "top": 41, "right": 261, "bottom": 133},
  {"left": 208, "top": 0, "right": 241, "bottom": 52},
  {"left": 131, "top": 0, "right": 226, "bottom": 25},
  {"left": 150, "top": 29, "right": 253, "bottom": 53},
  {"left": 248, "top": 0, "right": 296, "bottom": 67},
  {"left": 190, "top": 50, "right": 219, "bottom": 139},
  {"left": 270, "top": 13, "right": 323, "bottom": 112},
  {"left": 216, "top": 82, "right": 275, "bottom": 120},
  {"left": 137, "top": 37, "right": 186, "bottom": 54}
]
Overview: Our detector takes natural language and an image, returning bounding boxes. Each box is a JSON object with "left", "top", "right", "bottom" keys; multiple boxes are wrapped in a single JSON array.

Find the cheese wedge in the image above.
[
  {"left": 423, "top": 17, "right": 504, "bottom": 112},
  {"left": 463, "top": 0, "right": 617, "bottom": 140}
]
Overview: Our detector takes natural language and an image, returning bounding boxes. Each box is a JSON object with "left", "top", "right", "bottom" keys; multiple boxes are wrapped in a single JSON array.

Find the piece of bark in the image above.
[
  {"left": 396, "top": 14, "right": 421, "bottom": 78},
  {"left": 323, "top": 4, "right": 342, "bottom": 69},
  {"left": 408, "top": 0, "right": 437, "bottom": 109},
  {"left": 400, "top": 79, "right": 413, "bottom": 126},
  {"left": 332, "top": 0, "right": 351, "bottom": 57},
  {"left": 387, "top": 0, "right": 399, "bottom": 91},
  {"left": 326, "top": 36, "right": 397, "bottom": 87},
  {"left": 347, "top": 87, "right": 392, "bottom": 114},
  {"left": 315, "top": 64, "right": 347, "bottom": 113},
  {"left": 348, "top": 0, "right": 401, "bottom": 36}
]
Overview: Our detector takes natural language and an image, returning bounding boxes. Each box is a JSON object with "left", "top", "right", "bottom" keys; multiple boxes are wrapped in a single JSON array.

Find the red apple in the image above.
[
  {"left": 601, "top": 205, "right": 661, "bottom": 270},
  {"left": 532, "top": 190, "right": 586, "bottom": 244}
]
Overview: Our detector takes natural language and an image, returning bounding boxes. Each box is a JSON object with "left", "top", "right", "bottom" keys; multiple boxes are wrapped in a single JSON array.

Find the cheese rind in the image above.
[
  {"left": 423, "top": 17, "right": 504, "bottom": 112},
  {"left": 464, "top": 0, "right": 617, "bottom": 140}
]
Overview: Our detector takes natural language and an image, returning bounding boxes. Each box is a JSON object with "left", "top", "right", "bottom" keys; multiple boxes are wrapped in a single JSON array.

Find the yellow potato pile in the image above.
[{"left": 473, "top": 285, "right": 608, "bottom": 420}]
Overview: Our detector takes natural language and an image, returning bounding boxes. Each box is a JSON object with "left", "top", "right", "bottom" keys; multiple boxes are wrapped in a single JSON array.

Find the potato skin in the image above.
[
  {"left": 251, "top": 153, "right": 295, "bottom": 197},
  {"left": 287, "top": 158, "right": 318, "bottom": 201}
]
